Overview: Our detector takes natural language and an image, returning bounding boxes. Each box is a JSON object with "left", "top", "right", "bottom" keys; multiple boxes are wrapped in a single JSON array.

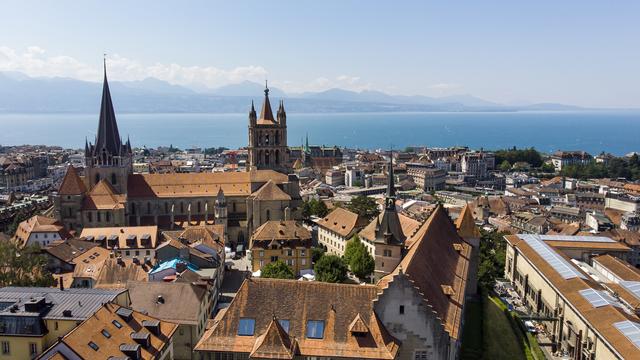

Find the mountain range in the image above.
[{"left": 0, "top": 71, "right": 585, "bottom": 113}]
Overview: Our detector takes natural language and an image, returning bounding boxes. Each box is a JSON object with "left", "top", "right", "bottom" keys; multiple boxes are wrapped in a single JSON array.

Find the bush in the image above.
[
  {"left": 311, "top": 246, "right": 326, "bottom": 264},
  {"left": 302, "top": 199, "right": 329, "bottom": 218},
  {"left": 347, "top": 195, "right": 380, "bottom": 220},
  {"left": 314, "top": 254, "right": 347, "bottom": 283},
  {"left": 343, "top": 235, "right": 374, "bottom": 280},
  {"left": 261, "top": 260, "right": 295, "bottom": 279}
]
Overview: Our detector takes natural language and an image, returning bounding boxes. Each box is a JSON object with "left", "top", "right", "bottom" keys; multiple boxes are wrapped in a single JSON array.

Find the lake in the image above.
[{"left": 0, "top": 111, "right": 638, "bottom": 155}]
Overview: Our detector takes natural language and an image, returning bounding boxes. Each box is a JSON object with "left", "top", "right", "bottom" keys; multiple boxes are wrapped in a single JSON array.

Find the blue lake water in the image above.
[{"left": 0, "top": 111, "right": 638, "bottom": 155}]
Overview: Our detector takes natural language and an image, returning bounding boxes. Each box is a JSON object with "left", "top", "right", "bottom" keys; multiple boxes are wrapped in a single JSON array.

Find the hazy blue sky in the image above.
[{"left": 0, "top": 1, "right": 638, "bottom": 107}]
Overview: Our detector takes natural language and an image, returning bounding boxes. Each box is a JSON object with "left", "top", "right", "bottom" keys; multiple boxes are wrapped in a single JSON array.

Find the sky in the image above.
[{"left": 0, "top": 0, "right": 638, "bottom": 107}]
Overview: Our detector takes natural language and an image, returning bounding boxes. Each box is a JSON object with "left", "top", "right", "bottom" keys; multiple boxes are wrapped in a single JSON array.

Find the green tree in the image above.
[
  {"left": 0, "top": 242, "right": 55, "bottom": 287},
  {"left": 302, "top": 199, "right": 329, "bottom": 219},
  {"left": 347, "top": 195, "right": 380, "bottom": 220},
  {"left": 477, "top": 229, "right": 508, "bottom": 291},
  {"left": 342, "top": 234, "right": 361, "bottom": 265},
  {"left": 7, "top": 211, "right": 30, "bottom": 236},
  {"left": 499, "top": 160, "right": 511, "bottom": 172},
  {"left": 314, "top": 254, "right": 347, "bottom": 283},
  {"left": 261, "top": 260, "right": 295, "bottom": 279},
  {"left": 349, "top": 244, "right": 375, "bottom": 281},
  {"left": 311, "top": 246, "right": 326, "bottom": 264}
]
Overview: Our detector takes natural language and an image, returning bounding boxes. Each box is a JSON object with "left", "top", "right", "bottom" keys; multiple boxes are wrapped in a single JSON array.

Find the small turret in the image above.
[
  {"left": 249, "top": 100, "right": 257, "bottom": 127},
  {"left": 277, "top": 99, "right": 286, "bottom": 126}
]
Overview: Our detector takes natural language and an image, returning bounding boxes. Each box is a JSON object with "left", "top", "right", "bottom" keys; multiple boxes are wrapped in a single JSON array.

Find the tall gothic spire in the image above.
[
  {"left": 375, "top": 150, "right": 405, "bottom": 245},
  {"left": 386, "top": 152, "right": 396, "bottom": 201},
  {"left": 258, "top": 80, "right": 275, "bottom": 124},
  {"left": 93, "top": 57, "right": 123, "bottom": 156}
]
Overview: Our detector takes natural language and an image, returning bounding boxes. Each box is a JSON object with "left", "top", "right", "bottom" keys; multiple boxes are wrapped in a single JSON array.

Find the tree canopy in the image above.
[
  {"left": 314, "top": 254, "right": 347, "bottom": 283},
  {"left": 560, "top": 156, "right": 640, "bottom": 181},
  {"left": 347, "top": 195, "right": 380, "bottom": 220},
  {"left": 302, "top": 198, "right": 329, "bottom": 219},
  {"left": 0, "top": 242, "right": 55, "bottom": 287},
  {"left": 477, "top": 229, "right": 508, "bottom": 291},
  {"left": 261, "top": 260, "right": 295, "bottom": 279},
  {"left": 494, "top": 147, "right": 543, "bottom": 168},
  {"left": 342, "top": 234, "right": 375, "bottom": 280}
]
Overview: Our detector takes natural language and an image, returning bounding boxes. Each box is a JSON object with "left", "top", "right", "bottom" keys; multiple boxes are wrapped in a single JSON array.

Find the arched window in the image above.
[
  {"left": 265, "top": 134, "right": 270, "bottom": 145},
  {"left": 180, "top": 202, "right": 184, "bottom": 213},
  {"left": 275, "top": 150, "right": 280, "bottom": 165},
  {"left": 131, "top": 202, "right": 136, "bottom": 215},
  {"left": 102, "top": 151, "right": 107, "bottom": 165},
  {"left": 266, "top": 209, "right": 270, "bottom": 221},
  {"left": 197, "top": 202, "right": 201, "bottom": 213},
  {"left": 147, "top": 202, "right": 151, "bottom": 214},
  {"left": 106, "top": 212, "right": 111, "bottom": 222},
  {"left": 265, "top": 151, "right": 270, "bottom": 165},
  {"left": 95, "top": 173, "right": 100, "bottom": 184},
  {"left": 111, "top": 173, "right": 117, "bottom": 185},
  {"left": 164, "top": 202, "right": 169, "bottom": 214}
]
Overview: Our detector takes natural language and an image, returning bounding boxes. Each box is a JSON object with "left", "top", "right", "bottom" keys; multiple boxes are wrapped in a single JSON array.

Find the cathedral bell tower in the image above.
[
  {"left": 84, "top": 59, "right": 133, "bottom": 194},
  {"left": 247, "top": 82, "right": 290, "bottom": 173}
]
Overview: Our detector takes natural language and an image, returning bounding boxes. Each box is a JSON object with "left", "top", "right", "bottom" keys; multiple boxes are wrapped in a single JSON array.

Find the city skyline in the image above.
[{"left": 0, "top": 0, "right": 638, "bottom": 108}]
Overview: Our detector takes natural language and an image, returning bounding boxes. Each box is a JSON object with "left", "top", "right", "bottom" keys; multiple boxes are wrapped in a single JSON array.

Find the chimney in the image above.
[{"left": 59, "top": 277, "right": 64, "bottom": 291}]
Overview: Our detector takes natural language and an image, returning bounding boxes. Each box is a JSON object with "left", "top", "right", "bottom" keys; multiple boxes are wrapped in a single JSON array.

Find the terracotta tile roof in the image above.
[
  {"left": 82, "top": 179, "right": 125, "bottom": 210},
  {"left": 317, "top": 207, "right": 368, "bottom": 238},
  {"left": 504, "top": 235, "right": 640, "bottom": 359},
  {"left": 455, "top": 204, "right": 480, "bottom": 239},
  {"left": 12, "top": 215, "right": 69, "bottom": 247},
  {"left": 378, "top": 205, "right": 471, "bottom": 340},
  {"left": 593, "top": 254, "right": 640, "bottom": 282},
  {"left": 359, "top": 212, "right": 420, "bottom": 245},
  {"left": 251, "top": 220, "right": 311, "bottom": 242},
  {"left": 58, "top": 166, "right": 86, "bottom": 195},
  {"left": 545, "top": 240, "right": 629, "bottom": 251},
  {"left": 250, "top": 317, "right": 298, "bottom": 359},
  {"left": 94, "top": 259, "right": 150, "bottom": 289},
  {"left": 163, "top": 225, "right": 225, "bottom": 252},
  {"left": 195, "top": 278, "right": 399, "bottom": 359},
  {"left": 80, "top": 225, "right": 159, "bottom": 250},
  {"left": 601, "top": 228, "right": 640, "bottom": 246},
  {"left": 126, "top": 170, "right": 289, "bottom": 198},
  {"left": 127, "top": 281, "right": 208, "bottom": 325},
  {"left": 71, "top": 246, "right": 112, "bottom": 281},
  {"left": 44, "top": 239, "right": 100, "bottom": 263},
  {"left": 251, "top": 180, "right": 291, "bottom": 201},
  {"left": 43, "top": 303, "right": 177, "bottom": 360}
]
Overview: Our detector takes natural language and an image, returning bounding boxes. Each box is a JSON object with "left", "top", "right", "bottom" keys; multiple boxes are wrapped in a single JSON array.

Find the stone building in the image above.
[
  {"left": 248, "top": 219, "right": 312, "bottom": 275},
  {"left": 247, "top": 83, "right": 289, "bottom": 173},
  {"left": 406, "top": 161, "right": 446, "bottom": 192},
  {"left": 53, "top": 67, "right": 302, "bottom": 248}
]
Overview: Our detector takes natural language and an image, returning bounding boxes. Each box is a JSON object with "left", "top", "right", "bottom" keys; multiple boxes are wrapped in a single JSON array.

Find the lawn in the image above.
[
  {"left": 460, "top": 298, "right": 483, "bottom": 359},
  {"left": 484, "top": 296, "right": 527, "bottom": 360}
]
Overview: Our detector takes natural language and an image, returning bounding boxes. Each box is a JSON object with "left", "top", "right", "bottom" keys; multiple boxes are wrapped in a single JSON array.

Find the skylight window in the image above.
[
  {"left": 112, "top": 320, "right": 122, "bottom": 329},
  {"left": 306, "top": 320, "right": 325, "bottom": 339},
  {"left": 101, "top": 329, "right": 111, "bottom": 338},
  {"left": 238, "top": 318, "right": 255, "bottom": 336},
  {"left": 579, "top": 289, "right": 621, "bottom": 308},
  {"left": 88, "top": 341, "right": 99, "bottom": 351},
  {"left": 278, "top": 319, "right": 290, "bottom": 333},
  {"left": 614, "top": 320, "right": 640, "bottom": 349}
]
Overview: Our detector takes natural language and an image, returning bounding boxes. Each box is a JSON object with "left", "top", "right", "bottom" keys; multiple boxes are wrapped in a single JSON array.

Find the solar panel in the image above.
[
  {"left": 536, "top": 235, "right": 615, "bottom": 243},
  {"left": 620, "top": 281, "right": 640, "bottom": 301},
  {"left": 519, "top": 235, "right": 587, "bottom": 280},
  {"left": 579, "top": 288, "right": 622, "bottom": 308},
  {"left": 614, "top": 320, "right": 640, "bottom": 350}
]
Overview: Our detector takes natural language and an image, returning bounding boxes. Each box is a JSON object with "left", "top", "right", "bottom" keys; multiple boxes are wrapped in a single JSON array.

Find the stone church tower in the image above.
[
  {"left": 84, "top": 60, "right": 133, "bottom": 194},
  {"left": 248, "top": 83, "right": 289, "bottom": 173}
]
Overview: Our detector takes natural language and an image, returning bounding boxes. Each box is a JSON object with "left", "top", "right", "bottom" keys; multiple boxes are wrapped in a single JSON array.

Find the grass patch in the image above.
[
  {"left": 460, "top": 298, "right": 483, "bottom": 359},
  {"left": 484, "top": 296, "right": 527, "bottom": 360}
]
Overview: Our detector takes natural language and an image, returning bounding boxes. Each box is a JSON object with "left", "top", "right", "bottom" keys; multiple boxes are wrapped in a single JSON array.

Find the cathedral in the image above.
[{"left": 54, "top": 65, "right": 301, "bottom": 247}]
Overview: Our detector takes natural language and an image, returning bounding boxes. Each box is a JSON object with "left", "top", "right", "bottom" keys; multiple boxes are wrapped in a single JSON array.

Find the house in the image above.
[
  {"left": 0, "top": 287, "right": 128, "bottom": 359},
  {"left": 37, "top": 303, "right": 177, "bottom": 360},
  {"left": 11, "top": 215, "right": 70, "bottom": 248},
  {"left": 194, "top": 279, "right": 400, "bottom": 359},
  {"left": 317, "top": 207, "right": 370, "bottom": 256},
  {"left": 42, "top": 239, "right": 100, "bottom": 273},
  {"left": 80, "top": 225, "right": 159, "bottom": 261},
  {"left": 248, "top": 220, "right": 312, "bottom": 275},
  {"left": 127, "top": 281, "right": 212, "bottom": 360},
  {"left": 148, "top": 258, "right": 199, "bottom": 282}
]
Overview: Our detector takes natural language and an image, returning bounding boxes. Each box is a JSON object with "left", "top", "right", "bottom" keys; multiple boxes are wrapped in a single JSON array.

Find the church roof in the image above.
[
  {"left": 58, "top": 166, "right": 87, "bottom": 195},
  {"left": 257, "top": 84, "right": 277, "bottom": 125},
  {"left": 378, "top": 205, "right": 471, "bottom": 340},
  {"left": 251, "top": 180, "right": 292, "bottom": 201},
  {"left": 456, "top": 204, "right": 480, "bottom": 239},
  {"left": 83, "top": 179, "right": 125, "bottom": 210}
]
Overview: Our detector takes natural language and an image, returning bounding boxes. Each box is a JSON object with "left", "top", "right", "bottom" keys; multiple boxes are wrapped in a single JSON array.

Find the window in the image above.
[
  {"left": 383, "top": 249, "right": 392, "bottom": 257},
  {"left": 1, "top": 341, "right": 9, "bottom": 354},
  {"left": 97, "top": 212, "right": 101, "bottom": 222},
  {"left": 301, "top": 259, "right": 306, "bottom": 266},
  {"left": 106, "top": 212, "right": 110, "bottom": 222},
  {"left": 259, "top": 260, "right": 264, "bottom": 267},
  {"left": 259, "top": 251, "right": 264, "bottom": 257},
  {"left": 238, "top": 318, "right": 255, "bottom": 336},
  {"left": 414, "top": 350, "right": 428, "bottom": 359},
  {"left": 54, "top": 322, "right": 58, "bottom": 330},
  {"left": 286, "top": 249, "right": 293, "bottom": 256},
  {"left": 271, "top": 256, "right": 279, "bottom": 262},
  {"left": 29, "top": 343, "right": 37, "bottom": 356},
  {"left": 112, "top": 320, "right": 123, "bottom": 329},
  {"left": 88, "top": 341, "right": 99, "bottom": 351},
  {"left": 306, "top": 320, "right": 325, "bottom": 339},
  {"left": 111, "top": 173, "right": 117, "bottom": 185},
  {"left": 125, "top": 251, "right": 130, "bottom": 256},
  {"left": 300, "top": 249, "right": 306, "bottom": 256},
  {"left": 399, "top": 305, "right": 405, "bottom": 314},
  {"left": 146, "top": 250, "right": 151, "bottom": 256},
  {"left": 101, "top": 329, "right": 111, "bottom": 338},
  {"left": 278, "top": 319, "right": 290, "bottom": 333},
  {"left": 87, "top": 212, "right": 92, "bottom": 222}
]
